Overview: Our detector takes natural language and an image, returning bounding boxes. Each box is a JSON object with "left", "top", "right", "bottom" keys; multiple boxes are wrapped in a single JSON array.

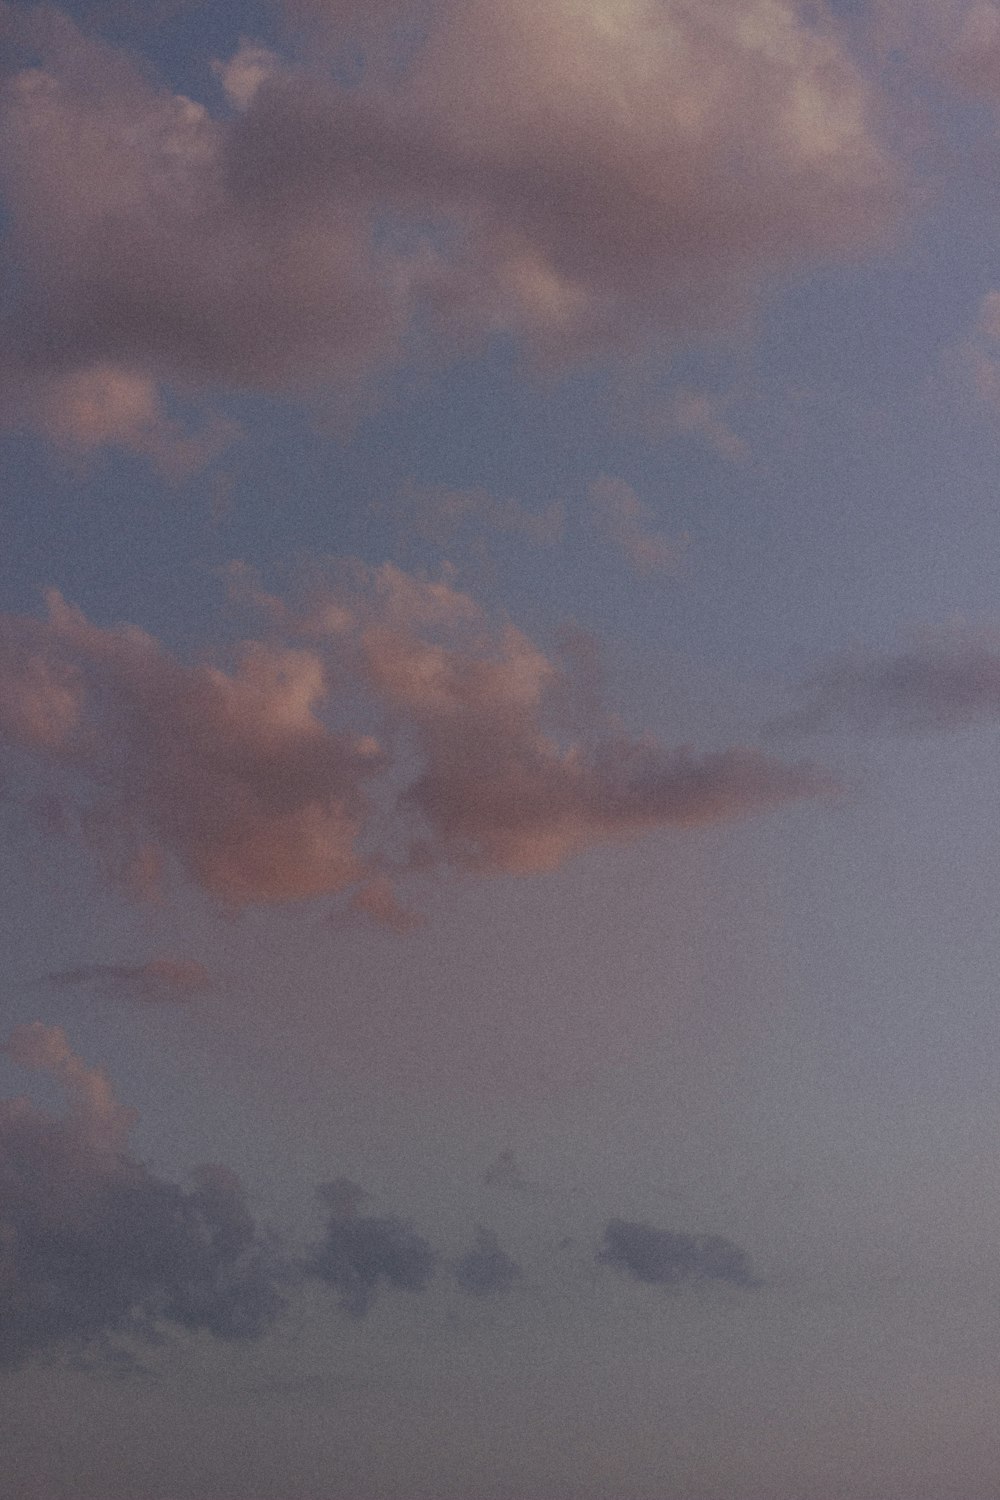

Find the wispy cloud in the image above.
[
  {"left": 773, "top": 634, "right": 1000, "bottom": 737},
  {"left": 43, "top": 958, "right": 213, "bottom": 1004},
  {"left": 586, "top": 476, "right": 686, "bottom": 577}
]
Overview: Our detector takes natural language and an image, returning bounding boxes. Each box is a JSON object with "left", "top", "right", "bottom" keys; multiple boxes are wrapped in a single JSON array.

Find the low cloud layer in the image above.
[
  {"left": 0, "top": 1024, "right": 286, "bottom": 1367},
  {"left": 0, "top": 566, "right": 831, "bottom": 911},
  {"left": 0, "top": 1032, "right": 761, "bottom": 1367},
  {"left": 0, "top": 1, "right": 903, "bottom": 449},
  {"left": 597, "top": 1217, "right": 755, "bottom": 1289}
]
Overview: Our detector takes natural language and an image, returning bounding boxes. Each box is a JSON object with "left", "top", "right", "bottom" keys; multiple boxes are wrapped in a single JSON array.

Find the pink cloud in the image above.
[
  {"left": 0, "top": 1, "right": 903, "bottom": 446},
  {"left": 355, "top": 571, "right": 832, "bottom": 875},
  {"left": 0, "top": 568, "right": 832, "bottom": 907},
  {"left": 0, "top": 590, "right": 381, "bottom": 905}
]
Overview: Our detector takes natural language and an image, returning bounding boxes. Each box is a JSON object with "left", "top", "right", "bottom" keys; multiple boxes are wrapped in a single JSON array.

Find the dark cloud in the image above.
[
  {"left": 453, "top": 1227, "right": 522, "bottom": 1298},
  {"left": 773, "top": 638, "right": 1000, "bottom": 737},
  {"left": 43, "top": 957, "right": 213, "bottom": 1004},
  {"left": 0, "top": 1024, "right": 287, "bottom": 1368},
  {"left": 305, "top": 1179, "right": 437, "bottom": 1316},
  {"left": 597, "top": 1217, "right": 755, "bottom": 1290}
]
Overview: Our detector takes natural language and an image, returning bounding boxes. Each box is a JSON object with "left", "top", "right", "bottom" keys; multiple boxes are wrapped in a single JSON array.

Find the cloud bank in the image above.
[{"left": 0, "top": 0, "right": 903, "bottom": 447}]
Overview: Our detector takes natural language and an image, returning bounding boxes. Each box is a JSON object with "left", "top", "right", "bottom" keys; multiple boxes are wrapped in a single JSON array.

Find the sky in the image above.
[{"left": 7, "top": 1, "right": 1000, "bottom": 1496}]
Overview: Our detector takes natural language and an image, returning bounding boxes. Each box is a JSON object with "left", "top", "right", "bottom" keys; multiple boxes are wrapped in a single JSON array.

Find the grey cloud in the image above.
[
  {"left": 453, "top": 1227, "right": 522, "bottom": 1298},
  {"left": 597, "top": 1217, "right": 755, "bottom": 1290},
  {"left": 774, "top": 639, "right": 1000, "bottom": 737},
  {"left": 305, "top": 1179, "right": 437, "bottom": 1316},
  {"left": 0, "top": 1025, "right": 287, "bottom": 1368},
  {"left": 43, "top": 957, "right": 213, "bottom": 1004}
]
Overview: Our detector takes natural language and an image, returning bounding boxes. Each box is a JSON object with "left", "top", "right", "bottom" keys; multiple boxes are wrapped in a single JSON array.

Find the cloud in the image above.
[
  {"left": 16, "top": 362, "right": 241, "bottom": 476},
  {"left": 305, "top": 1178, "right": 437, "bottom": 1316},
  {"left": 0, "top": 0, "right": 902, "bottom": 446},
  {"left": 453, "top": 1227, "right": 522, "bottom": 1298},
  {"left": 0, "top": 569, "right": 832, "bottom": 905},
  {"left": 597, "top": 1217, "right": 755, "bottom": 1289},
  {"left": 0, "top": 1029, "right": 767, "bottom": 1366},
  {"left": 0, "top": 1024, "right": 287, "bottom": 1367},
  {"left": 362, "top": 599, "right": 833, "bottom": 875},
  {"left": 773, "top": 635, "right": 1000, "bottom": 736},
  {"left": 42, "top": 958, "right": 213, "bottom": 1004},
  {"left": 586, "top": 475, "right": 686, "bottom": 577},
  {"left": 0, "top": 588, "right": 382, "bottom": 905}
]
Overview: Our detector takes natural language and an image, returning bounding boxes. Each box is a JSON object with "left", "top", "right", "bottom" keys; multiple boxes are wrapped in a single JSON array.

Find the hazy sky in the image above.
[{"left": 6, "top": 2, "right": 1000, "bottom": 1496}]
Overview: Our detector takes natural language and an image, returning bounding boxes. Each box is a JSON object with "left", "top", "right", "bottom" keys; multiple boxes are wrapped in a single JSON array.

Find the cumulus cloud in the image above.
[
  {"left": 0, "top": 1024, "right": 286, "bottom": 1367},
  {"left": 360, "top": 589, "right": 833, "bottom": 875},
  {"left": 0, "top": 567, "right": 833, "bottom": 906},
  {"left": 43, "top": 958, "right": 213, "bottom": 1004},
  {"left": 453, "top": 1227, "right": 522, "bottom": 1298},
  {"left": 305, "top": 1178, "right": 437, "bottom": 1316},
  {"left": 0, "top": 569, "right": 832, "bottom": 905},
  {"left": 0, "top": 588, "right": 381, "bottom": 905},
  {"left": 773, "top": 635, "right": 1000, "bottom": 736},
  {"left": 597, "top": 1217, "right": 755, "bottom": 1289},
  {"left": 0, "top": 0, "right": 902, "bottom": 446}
]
